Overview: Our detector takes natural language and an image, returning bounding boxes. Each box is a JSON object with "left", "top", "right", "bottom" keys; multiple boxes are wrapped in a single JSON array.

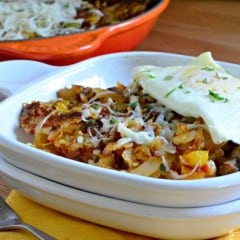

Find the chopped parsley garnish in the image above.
[
  {"left": 148, "top": 73, "right": 157, "bottom": 79},
  {"left": 92, "top": 103, "right": 99, "bottom": 110},
  {"left": 160, "top": 163, "right": 167, "bottom": 172},
  {"left": 88, "top": 119, "right": 96, "bottom": 124},
  {"left": 208, "top": 90, "right": 229, "bottom": 103},
  {"left": 164, "top": 75, "right": 173, "bottom": 81},
  {"left": 129, "top": 102, "right": 138, "bottom": 109},
  {"left": 164, "top": 84, "right": 188, "bottom": 98},
  {"left": 178, "top": 84, "right": 183, "bottom": 89},
  {"left": 202, "top": 78, "right": 208, "bottom": 84},
  {"left": 145, "top": 104, "right": 154, "bottom": 110},
  {"left": 110, "top": 118, "right": 118, "bottom": 124},
  {"left": 164, "top": 88, "right": 177, "bottom": 98},
  {"left": 201, "top": 66, "right": 215, "bottom": 72}
]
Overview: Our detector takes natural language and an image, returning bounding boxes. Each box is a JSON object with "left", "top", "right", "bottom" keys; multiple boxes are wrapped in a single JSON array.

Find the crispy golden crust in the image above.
[{"left": 19, "top": 101, "right": 56, "bottom": 135}]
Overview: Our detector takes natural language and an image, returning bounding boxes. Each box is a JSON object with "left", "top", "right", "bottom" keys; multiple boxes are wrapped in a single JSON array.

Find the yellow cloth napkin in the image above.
[
  {"left": 0, "top": 191, "right": 155, "bottom": 240},
  {"left": 1, "top": 191, "right": 240, "bottom": 240}
]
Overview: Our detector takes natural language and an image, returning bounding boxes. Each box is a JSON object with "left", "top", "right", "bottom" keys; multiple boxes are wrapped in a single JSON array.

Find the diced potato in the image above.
[{"left": 182, "top": 150, "right": 208, "bottom": 167}]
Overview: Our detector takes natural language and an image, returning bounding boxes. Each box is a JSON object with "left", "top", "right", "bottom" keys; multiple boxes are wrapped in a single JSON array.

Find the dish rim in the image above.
[{"left": 1, "top": 156, "right": 240, "bottom": 217}]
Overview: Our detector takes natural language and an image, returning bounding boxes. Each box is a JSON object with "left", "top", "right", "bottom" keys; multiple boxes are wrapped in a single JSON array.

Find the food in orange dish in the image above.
[{"left": 0, "top": 0, "right": 150, "bottom": 40}]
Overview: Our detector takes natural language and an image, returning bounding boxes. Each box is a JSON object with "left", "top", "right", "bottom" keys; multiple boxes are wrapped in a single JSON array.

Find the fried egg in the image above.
[{"left": 131, "top": 52, "right": 240, "bottom": 144}]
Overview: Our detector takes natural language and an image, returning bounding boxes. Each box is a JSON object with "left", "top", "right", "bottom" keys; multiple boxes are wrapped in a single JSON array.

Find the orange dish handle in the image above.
[{"left": 0, "top": 28, "right": 111, "bottom": 64}]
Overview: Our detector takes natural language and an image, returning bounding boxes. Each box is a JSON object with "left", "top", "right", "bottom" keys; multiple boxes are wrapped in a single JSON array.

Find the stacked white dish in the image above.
[
  {"left": 1, "top": 52, "right": 240, "bottom": 239},
  {"left": 1, "top": 157, "right": 240, "bottom": 240}
]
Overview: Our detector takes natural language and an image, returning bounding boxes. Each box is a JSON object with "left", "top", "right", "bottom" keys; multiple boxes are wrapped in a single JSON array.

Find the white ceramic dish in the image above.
[
  {"left": 0, "top": 60, "right": 62, "bottom": 99},
  {"left": 1, "top": 156, "right": 240, "bottom": 240},
  {"left": 1, "top": 51, "right": 240, "bottom": 208}
]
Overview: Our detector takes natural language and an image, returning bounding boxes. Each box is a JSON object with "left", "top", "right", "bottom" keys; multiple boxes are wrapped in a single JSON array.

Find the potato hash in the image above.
[{"left": 19, "top": 80, "right": 240, "bottom": 180}]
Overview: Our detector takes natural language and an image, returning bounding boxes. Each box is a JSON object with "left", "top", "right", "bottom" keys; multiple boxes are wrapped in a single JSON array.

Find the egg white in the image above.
[{"left": 131, "top": 52, "right": 240, "bottom": 144}]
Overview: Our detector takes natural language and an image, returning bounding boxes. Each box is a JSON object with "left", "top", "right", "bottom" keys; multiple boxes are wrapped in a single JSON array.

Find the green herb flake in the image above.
[
  {"left": 145, "top": 104, "right": 154, "bottom": 110},
  {"left": 92, "top": 103, "right": 99, "bottom": 110},
  {"left": 160, "top": 163, "right": 167, "bottom": 172},
  {"left": 164, "top": 88, "right": 176, "bottom": 98},
  {"left": 201, "top": 66, "right": 215, "bottom": 72},
  {"left": 110, "top": 118, "right": 118, "bottom": 124},
  {"left": 148, "top": 73, "right": 157, "bottom": 79},
  {"left": 164, "top": 75, "right": 173, "bottom": 81},
  {"left": 16, "top": 9, "right": 24, "bottom": 12},
  {"left": 164, "top": 84, "right": 186, "bottom": 98},
  {"left": 88, "top": 119, "right": 96, "bottom": 124},
  {"left": 178, "top": 84, "right": 184, "bottom": 89},
  {"left": 208, "top": 90, "right": 229, "bottom": 103},
  {"left": 202, "top": 78, "right": 208, "bottom": 84},
  {"left": 129, "top": 102, "right": 138, "bottom": 109},
  {"left": 185, "top": 90, "right": 191, "bottom": 94}
]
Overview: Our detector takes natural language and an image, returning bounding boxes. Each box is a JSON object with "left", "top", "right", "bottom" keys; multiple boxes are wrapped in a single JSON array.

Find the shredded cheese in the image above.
[{"left": 0, "top": 0, "right": 101, "bottom": 40}]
